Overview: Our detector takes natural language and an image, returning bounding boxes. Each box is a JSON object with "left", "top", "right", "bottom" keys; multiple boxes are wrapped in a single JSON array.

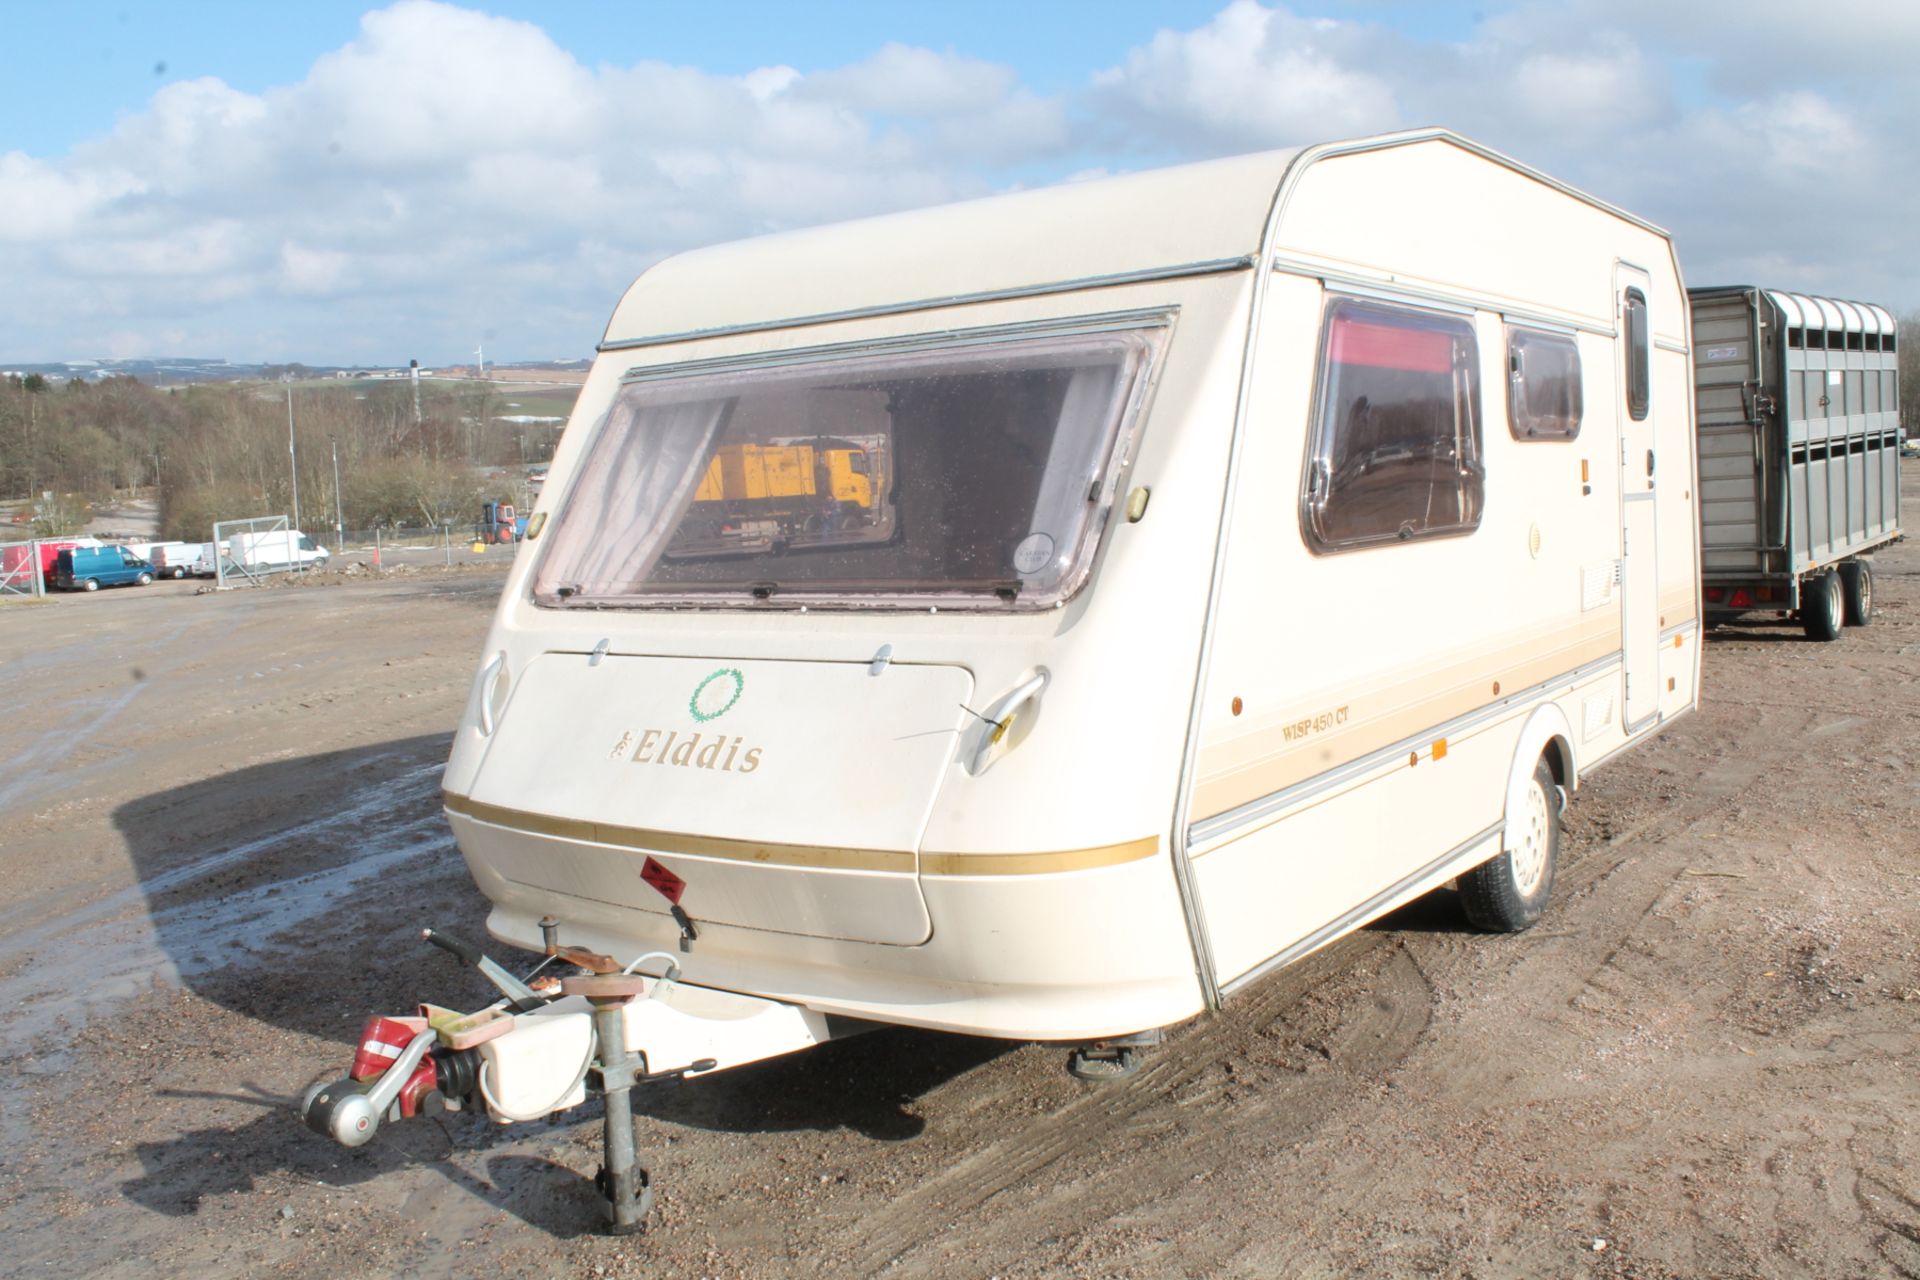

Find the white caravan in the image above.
[{"left": 305, "top": 129, "right": 1701, "bottom": 1228}]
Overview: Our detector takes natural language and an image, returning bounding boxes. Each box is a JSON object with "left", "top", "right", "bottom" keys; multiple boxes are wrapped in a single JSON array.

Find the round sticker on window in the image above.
[{"left": 1012, "top": 532, "right": 1056, "bottom": 576}]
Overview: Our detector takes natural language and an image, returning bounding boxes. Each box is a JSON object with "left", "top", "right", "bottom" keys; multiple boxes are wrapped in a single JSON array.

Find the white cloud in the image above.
[
  {"left": 0, "top": 152, "right": 144, "bottom": 241},
  {"left": 1092, "top": 0, "right": 1399, "bottom": 148},
  {"left": 1081, "top": 2, "right": 1915, "bottom": 311},
  {"left": 1503, "top": 42, "right": 1667, "bottom": 142},
  {"left": 807, "top": 43, "right": 1016, "bottom": 117},
  {"left": 1, "top": 0, "right": 1916, "bottom": 364},
  {"left": 1734, "top": 92, "right": 1867, "bottom": 175},
  {"left": 280, "top": 242, "right": 353, "bottom": 295},
  {"left": 0, "top": 0, "right": 1069, "bottom": 362}
]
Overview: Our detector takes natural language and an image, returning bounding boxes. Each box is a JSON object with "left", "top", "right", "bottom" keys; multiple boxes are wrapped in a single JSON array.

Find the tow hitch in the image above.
[{"left": 298, "top": 923, "right": 840, "bottom": 1234}]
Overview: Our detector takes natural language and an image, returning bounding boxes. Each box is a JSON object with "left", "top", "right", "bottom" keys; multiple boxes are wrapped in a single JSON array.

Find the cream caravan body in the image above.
[{"left": 442, "top": 130, "right": 1701, "bottom": 1046}]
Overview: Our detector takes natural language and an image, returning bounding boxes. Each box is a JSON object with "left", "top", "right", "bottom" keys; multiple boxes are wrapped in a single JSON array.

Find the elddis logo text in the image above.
[{"left": 612, "top": 729, "right": 762, "bottom": 773}]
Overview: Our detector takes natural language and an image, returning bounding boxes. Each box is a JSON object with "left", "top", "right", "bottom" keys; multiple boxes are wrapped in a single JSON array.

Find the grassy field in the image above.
[{"left": 494, "top": 386, "right": 579, "bottom": 419}]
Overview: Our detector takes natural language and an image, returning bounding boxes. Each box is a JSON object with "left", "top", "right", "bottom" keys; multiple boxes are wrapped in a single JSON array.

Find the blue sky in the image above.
[{"left": 1, "top": 1, "right": 1914, "bottom": 364}]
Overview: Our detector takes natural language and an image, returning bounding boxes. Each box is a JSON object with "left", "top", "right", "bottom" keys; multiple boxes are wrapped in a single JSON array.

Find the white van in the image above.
[
  {"left": 183, "top": 542, "right": 221, "bottom": 578},
  {"left": 309, "top": 130, "right": 1702, "bottom": 1218},
  {"left": 229, "top": 529, "right": 329, "bottom": 571},
  {"left": 122, "top": 540, "right": 198, "bottom": 578}
]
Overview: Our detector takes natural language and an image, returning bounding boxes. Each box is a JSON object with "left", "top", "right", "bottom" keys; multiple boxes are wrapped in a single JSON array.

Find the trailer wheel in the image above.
[
  {"left": 1800, "top": 570, "right": 1843, "bottom": 642},
  {"left": 1839, "top": 560, "right": 1873, "bottom": 627},
  {"left": 1459, "top": 757, "right": 1558, "bottom": 932}
]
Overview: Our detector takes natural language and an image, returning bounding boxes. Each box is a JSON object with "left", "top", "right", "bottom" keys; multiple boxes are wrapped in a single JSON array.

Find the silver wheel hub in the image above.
[{"left": 1509, "top": 779, "right": 1551, "bottom": 896}]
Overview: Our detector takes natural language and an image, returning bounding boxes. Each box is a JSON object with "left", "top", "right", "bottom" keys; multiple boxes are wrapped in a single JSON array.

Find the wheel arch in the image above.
[{"left": 1503, "top": 704, "right": 1575, "bottom": 853}]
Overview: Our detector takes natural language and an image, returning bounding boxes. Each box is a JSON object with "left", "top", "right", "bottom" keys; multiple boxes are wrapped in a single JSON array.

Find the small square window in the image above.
[{"left": 1506, "top": 327, "right": 1583, "bottom": 441}]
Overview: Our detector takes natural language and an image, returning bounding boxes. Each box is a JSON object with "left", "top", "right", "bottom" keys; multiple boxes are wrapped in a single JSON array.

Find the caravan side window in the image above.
[
  {"left": 1506, "top": 326, "right": 1583, "bottom": 440},
  {"left": 1302, "top": 298, "right": 1483, "bottom": 553}
]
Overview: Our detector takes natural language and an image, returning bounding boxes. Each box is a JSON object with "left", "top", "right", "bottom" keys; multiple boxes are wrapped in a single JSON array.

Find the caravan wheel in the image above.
[
  {"left": 1460, "top": 757, "right": 1558, "bottom": 932},
  {"left": 1839, "top": 560, "right": 1873, "bottom": 627}
]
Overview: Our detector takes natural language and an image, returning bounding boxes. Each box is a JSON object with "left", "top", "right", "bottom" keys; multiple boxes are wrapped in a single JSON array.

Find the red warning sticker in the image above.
[{"left": 640, "top": 856, "right": 687, "bottom": 905}]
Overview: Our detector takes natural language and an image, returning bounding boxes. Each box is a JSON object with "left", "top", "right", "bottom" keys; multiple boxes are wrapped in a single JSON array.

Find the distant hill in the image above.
[{"left": 1, "top": 356, "right": 592, "bottom": 386}]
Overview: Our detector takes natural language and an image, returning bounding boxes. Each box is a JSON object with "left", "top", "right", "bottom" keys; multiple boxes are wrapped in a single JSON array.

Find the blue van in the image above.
[{"left": 54, "top": 546, "right": 155, "bottom": 591}]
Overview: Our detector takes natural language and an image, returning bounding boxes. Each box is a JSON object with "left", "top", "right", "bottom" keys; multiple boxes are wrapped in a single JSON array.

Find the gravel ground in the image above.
[{"left": 0, "top": 473, "right": 1914, "bottom": 1279}]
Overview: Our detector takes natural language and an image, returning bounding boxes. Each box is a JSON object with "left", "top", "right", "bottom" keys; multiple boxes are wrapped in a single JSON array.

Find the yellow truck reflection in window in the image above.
[
  {"left": 671, "top": 439, "right": 894, "bottom": 558},
  {"left": 693, "top": 442, "right": 874, "bottom": 509}
]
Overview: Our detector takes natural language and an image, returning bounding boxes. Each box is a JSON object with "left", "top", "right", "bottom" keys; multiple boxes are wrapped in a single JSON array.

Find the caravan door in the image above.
[{"left": 1616, "top": 263, "right": 1662, "bottom": 732}]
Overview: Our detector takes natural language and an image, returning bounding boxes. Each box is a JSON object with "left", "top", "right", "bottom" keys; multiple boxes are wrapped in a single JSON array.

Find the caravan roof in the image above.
[{"left": 600, "top": 129, "right": 1671, "bottom": 353}]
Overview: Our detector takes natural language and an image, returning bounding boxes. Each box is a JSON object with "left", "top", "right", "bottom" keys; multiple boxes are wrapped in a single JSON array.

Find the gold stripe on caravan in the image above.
[
  {"left": 920, "top": 839, "right": 1161, "bottom": 876},
  {"left": 442, "top": 791, "right": 1160, "bottom": 877},
  {"left": 1191, "top": 625, "right": 1619, "bottom": 823},
  {"left": 443, "top": 792, "right": 914, "bottom": 873}
]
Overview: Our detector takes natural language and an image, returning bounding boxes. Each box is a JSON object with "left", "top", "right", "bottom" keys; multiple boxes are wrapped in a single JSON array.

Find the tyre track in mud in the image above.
[
  {"left": 843, "top": 942, "right": 1432, "bottom": 1276},
  {"left": 843, "top": 668, "right": 1825, "bottom": 1276}
]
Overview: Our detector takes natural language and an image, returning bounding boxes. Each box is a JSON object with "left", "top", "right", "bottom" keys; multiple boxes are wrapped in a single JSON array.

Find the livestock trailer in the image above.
[
  {"left": 302, "top": 128, "right": 1703, "bottom": 1231},
  {"left": 1689, "top": 286, "right": 1902, "bottom": 639}
]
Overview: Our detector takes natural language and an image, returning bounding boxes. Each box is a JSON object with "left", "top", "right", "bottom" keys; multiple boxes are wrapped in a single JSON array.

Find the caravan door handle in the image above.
[{"left": 1646, "top": 449, "right": 1656, "bottom": 480}]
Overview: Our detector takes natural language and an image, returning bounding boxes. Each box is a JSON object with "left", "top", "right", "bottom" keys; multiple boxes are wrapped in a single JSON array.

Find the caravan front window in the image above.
[
  {"left": 532, "top": 323, "right": 1164, "bottom": 610},
  {"left": 1302, "top": 298, "right": 1483, "bottom": 553}
]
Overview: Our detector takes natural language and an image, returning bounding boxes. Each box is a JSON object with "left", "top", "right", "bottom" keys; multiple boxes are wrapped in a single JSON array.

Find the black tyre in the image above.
[
  {"left": 1799, "top": 570, "right": 1842, "bottom": 642},
  {"left": 1839, "top": 559, "right": 1873, "bottom": 627},
  {"left": 1460, "top": 757, "right": 1559, "bottom": 932},
  {"left": 83, "top": 578, "right": 99, "bottom": 592},
  {"left": 135, "top": 571, "right": 153, "bottom": 586}
]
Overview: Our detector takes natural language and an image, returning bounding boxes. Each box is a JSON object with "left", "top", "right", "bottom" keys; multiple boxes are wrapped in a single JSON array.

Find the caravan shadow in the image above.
[
  {"left": 110, "top": 738, "right": 1017, "bottom": 1226},
  {"left": 109, "top": 733, "right": 493, "bottom": 1045}
]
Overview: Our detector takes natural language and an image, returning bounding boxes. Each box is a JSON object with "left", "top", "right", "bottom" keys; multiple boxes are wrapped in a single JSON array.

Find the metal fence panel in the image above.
[
  {"left": 212, "top": 514, "right": 295, "bottom": 590},
  {"left": 0, "top": 538, "right": 46, "bottom": 600}
]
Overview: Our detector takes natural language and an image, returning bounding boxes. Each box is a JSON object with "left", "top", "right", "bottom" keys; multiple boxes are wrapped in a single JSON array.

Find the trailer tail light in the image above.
[
  {"left": 1704, "top": 587, "right": 1726, "bottom": 603},
  {"left": 1755, "top": 586, "right": 1776, "bottom": 602},
  {"left": 1728, "top": 589, "right": 1754, "bottom": 608}
]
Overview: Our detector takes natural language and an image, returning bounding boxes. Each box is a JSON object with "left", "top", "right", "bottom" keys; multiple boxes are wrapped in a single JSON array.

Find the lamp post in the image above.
[
  {"left": 286, "top": 387, "right": 302, "bottom": 536},
  {"left": 331, "top": 436, "right": 345, "bottom": 550}
]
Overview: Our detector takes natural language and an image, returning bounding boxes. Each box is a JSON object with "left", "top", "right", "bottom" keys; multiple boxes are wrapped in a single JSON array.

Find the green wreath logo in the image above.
[{"left": 689, "top": 667, "right": 745, "bottom": 723}]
